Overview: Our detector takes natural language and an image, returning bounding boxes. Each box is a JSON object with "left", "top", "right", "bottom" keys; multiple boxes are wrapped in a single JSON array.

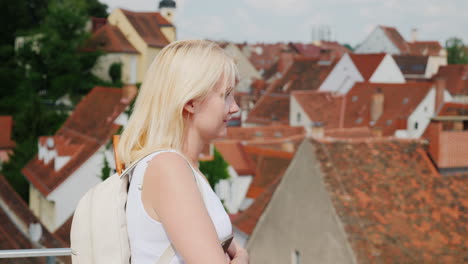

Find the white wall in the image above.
[
  {"left": 290, "top": 96, "right": 312, "bottom": 127},
  {"left": 355, "top": 27, "right": 401, "bottom": 54},
  {"left": 215, "top": 166, "right": 253, "bottom": 214},
  {"left": 396, "top": 88, "right": 453, "bottom": 138},
  {"left": 47, "top": 147, "right": 106, "bottom": 229},
  {"left": 369, "top": 54, "right": 405, "bottom": 83},
  {"left": 426, "top": 56, "right": 447, "bottom": 78},
  {"left": 319, "top": 54, "right": 364, "bottom": 94}
]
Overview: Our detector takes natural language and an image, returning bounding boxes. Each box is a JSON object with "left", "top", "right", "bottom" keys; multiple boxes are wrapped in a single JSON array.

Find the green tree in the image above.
[
  {"left": 1, "top": 0, "right": 107, "bottom": 201},
  {"left": 199, "top": 149, "right": 230, "bottom": 189},
  {"left": 109, "top": 62, "right": 123, "bottom": 86},
  {"left": 446, "top": 37, "right": 468, "bottom": 64}
]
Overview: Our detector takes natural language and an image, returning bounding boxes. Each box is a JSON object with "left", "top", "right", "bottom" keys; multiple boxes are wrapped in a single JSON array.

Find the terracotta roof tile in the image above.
[
  {"left": 213, "top": 141, "right": 256, "bottom": 175},
  {"left": 408, "top": 41, "right": 443, "bottom": 56},
  {"left": 0, "top": 116, "right": 15, "bottom": 149},
  {"left": 314, "top": 41, "right": 351, "bottom": 61},
  {"left": 349, "top": 53, "right": 386, "bottom": 80},
  {"left": 54, "top": 216, "right": 73, "bottom": 247},
  {"left": 312, "top": 138, "right": 467, "bottom": 263},
  {"left": 245, "top": 43, "right": 288, "bottom": 71},
  {"left": 84, "top": 24, "right": 138, "bottom": 53},
  {"left": 435, "top": 65, "right": 468, "bottom": 96},
  {"left": 344, "top": 82, "right": 432, "bottom": 135},
  {"left": 245, "top": 92, "right": 290, "bottom": 125},
  {"left": 437, "top": 102, "right": 468, "bottom": 116},
  {"left": 292, "top": 90, "right": 346, "bottom": 128},
  {"left": 288, "top": 43, "right": 320, "bottom": 58},
  {"left": 22, "top": 86, "right": 135, "bottom": 196},
  {"left": 324, "top": 127, "right": 375, "bottom": 139},
  {"left": 120, "top": 9, "right": 171, "bottom": 48},
  {"left": 380, "top": 26, "right": 411, "bottom": 54},
  {"left": 0, "top": 174, "right": 64, "bottom": 251},
  {"left": 226, "top": 125, "right": 305, "bottom": 141}
]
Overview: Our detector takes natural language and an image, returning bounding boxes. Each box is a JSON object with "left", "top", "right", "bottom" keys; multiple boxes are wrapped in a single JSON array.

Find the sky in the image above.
[{"left": 100, "top": 0, "right": 468, "bottom": 47}]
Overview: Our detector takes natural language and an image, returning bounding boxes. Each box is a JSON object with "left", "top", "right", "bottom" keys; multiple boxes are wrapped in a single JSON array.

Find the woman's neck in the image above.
[{"left": 181, "top": 128, "right": 206, "bottom": 169}]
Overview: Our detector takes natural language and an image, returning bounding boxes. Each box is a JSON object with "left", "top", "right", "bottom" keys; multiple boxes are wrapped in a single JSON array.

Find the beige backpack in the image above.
[{"left": 70, "top": 144, "right": 199, "bottom": 263}]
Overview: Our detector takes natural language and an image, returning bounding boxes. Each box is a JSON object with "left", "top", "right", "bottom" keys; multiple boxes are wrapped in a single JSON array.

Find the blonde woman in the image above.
[{"left": 118, "top": 40, "right": 249, "bottom": 264}]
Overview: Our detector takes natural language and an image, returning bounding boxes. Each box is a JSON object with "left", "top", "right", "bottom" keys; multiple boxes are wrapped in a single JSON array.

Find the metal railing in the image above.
[{"left": 0, "top": 248, "right": 72, "bottom": 264}]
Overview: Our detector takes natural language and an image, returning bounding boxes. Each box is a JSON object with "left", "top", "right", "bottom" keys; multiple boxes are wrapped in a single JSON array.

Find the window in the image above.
[
  {"left": 414, "top": 122, "right": 419, "bottom": 130},
  {"left": 292, "top": 250, "right": 300, "bottom": 264},
  {"left": 356, "top": 117, "right": 363, "bottom": 124},
  {"left": 297, "top": 112, "right": 301, "bottom": 123},
  {"left": 402, "top": 98, "right": 409, "bottom": 104},
  {"left": 352, "top": 96, "right": 358, "bottom": 102}
]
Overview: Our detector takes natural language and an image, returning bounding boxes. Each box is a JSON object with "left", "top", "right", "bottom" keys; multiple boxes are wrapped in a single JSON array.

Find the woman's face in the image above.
[{"left": 192, "top": 79, "right": 239, "bottom": 141}]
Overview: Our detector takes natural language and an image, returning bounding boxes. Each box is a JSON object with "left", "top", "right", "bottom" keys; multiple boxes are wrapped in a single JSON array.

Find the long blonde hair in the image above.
[{"left": 118, "top": 40, "right": 238, "bottom": 165}]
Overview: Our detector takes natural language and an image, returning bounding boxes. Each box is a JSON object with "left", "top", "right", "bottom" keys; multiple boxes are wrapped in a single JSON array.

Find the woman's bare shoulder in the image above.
[{"left": 144, "top": 151, "right": 194, "bottom": 184}]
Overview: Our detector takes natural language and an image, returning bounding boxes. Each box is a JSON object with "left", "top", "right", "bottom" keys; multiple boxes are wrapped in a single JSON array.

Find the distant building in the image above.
[
  {"left": 22, "top": 86, "right": 136, "bottom": 231},
  {"left": 435, "top": 64, "right": 468, "bottom": 103},
  {"left": 86, "top": 2, "right": 176, "bottom": 84},
  {"left": 319, "top": 53, "right": 405, "bottom": 94}
]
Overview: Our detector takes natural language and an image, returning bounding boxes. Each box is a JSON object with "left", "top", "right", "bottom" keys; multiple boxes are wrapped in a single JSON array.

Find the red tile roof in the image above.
[
  {"left": 245, "top": 43, "right": 288, "bottom": 71},
  {"left": 0, "top": 115, "right": 15, "bottom": 149},
  {"left": 54, "top": 216, "right": 73, "bottom": 247},
  {"left": 314, "top": 41, "right": 351, "bottom": 60},
  {"left": 437, "top": 102, "right": 468, "bottom": 116},
  {"left": 0, "top": 174, "right": 64, "bottom": 251},
  {"left": 226, "top": 125, "right": 305, "bottom": 141},
  {"left": 213, "top": 141, "right": 256, "bottom": 175},
  {"left": 349, "top": 53, "right": 386, "bottom": 80},
  {"left": 408, "top": 41, "right": 443, "bottom": 56},
  {"left": 288, "top": 42, "right": 321, "bottom": 58},
  {"left": 344, "top": 82, "right": 432, "bottom": 135},
  {"left": 120, "top": 9, "right": 171, "bottom": 48},
  {"left": 22, "top": 86, "right": 136, "bottom": 196},
  {"left": 292, "top": 91, "right": 346, "bottom": 129},
  {"left": 231, "top": 147, "right": 294, "bottom": 235},
  {"left": 324, "top": 127, "right": 375, "bottom": 139},
  {"left": 84, "top": 24, "right": 138, "bottom": 53},
  {"left": 435, "top": 65, "right": 468, "bottom": 96},
  {"left": 313, "top": 138, "right": 467, "bottom": 263},
  {"left": 245, "top": 92, "right": 290, "bottom": 125},
  {"left": 380, "top": 26, "right": 411, "bottom": 54}
]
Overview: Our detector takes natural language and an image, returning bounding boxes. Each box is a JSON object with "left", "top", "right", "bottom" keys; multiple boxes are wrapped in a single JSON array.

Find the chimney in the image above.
[
  {"left": 434, "top": 78, "right": 445, "bottom": 114},
  {"left": 411, "top": 28, "right": 418, "bottom": 43},
  {"left": 281, "top": 140, "right": 295, "bottom": 152},
  {"left": 370, "top": 88, "right": 384, "bottom": 123},
  {"left": 307, "top": 122, "right": 324, "bottom": 139},
  {"left": 122, "top": 85, "right": 138, "bottom": 103}
]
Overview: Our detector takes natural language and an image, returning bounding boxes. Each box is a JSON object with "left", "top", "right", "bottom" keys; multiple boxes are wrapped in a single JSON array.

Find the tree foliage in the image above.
[
  {"left": 446, "top": 37, "right": 468, "bottom": 64},
  {"left": 0, "top": 0, "right": 108, "bottom": 201},
  {"left": 199, "top": 149, "right": 230, "bottom": 189}
]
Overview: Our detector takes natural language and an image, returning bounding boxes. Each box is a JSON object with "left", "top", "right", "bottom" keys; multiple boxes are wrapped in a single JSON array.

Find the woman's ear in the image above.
[{"left": 183, "top": 100, "right": 196, "bottom": 114}]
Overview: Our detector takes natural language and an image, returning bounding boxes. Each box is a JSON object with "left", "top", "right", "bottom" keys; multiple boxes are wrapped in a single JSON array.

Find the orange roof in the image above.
[
  {"left": 344, "top": 82, "right": 433, "bottom": 135},
  {"left": 408, "top": 41, "right": 443, "bottom": 56},
  {"left": 245, "top": 43, "right": 288, "bottom": 71},
  {"left": 213, "top": 141, "right": 255, "bottom": 175},
  {"left": 84, "top": 24, "right": 138, "bottom": 53},
  {"left": 313, "top": 138, "right": 467, "bottom": 262},
  {"left": 120, "top": 9, "right": 171, "bottom": 48},
  {"left": 292, "top": 90, "right": 346, "bottom": 129},
  {"left": 226, "top": 125, "right": 305, "bottom": 141},
  {"left": 380, "top": 26, "right": 411, "bottom": 54},
  {"left": 349, "top": 53, "right": 386, "bottom": 80},
  {"left": 435, "top": 65, "right": 468, "bottom": 96},
  {"left": 22, "top": 86, "right": 136, "bottom": 196},
  {"left": 245, "top": 92, "right": 290, "bottom": 125},
  {"left": 437, "top": 102, "right": 468, "bottom": 116},
  {"left": 324, "top": 127, "right": 375, "bottom": 139},
  {"left": 0, "top": 116, "right": 15, "bottom": 149}
]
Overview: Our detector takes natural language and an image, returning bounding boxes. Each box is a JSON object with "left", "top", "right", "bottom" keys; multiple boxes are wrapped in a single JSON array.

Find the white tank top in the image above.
[{"left": 126, "top": 150, "right": 233, "bottom": 264}]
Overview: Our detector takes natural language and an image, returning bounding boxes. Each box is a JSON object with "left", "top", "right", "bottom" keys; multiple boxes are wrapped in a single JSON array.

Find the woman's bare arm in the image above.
[{"left": 142, "top": 152, "right": 229, "bottom": 264}]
